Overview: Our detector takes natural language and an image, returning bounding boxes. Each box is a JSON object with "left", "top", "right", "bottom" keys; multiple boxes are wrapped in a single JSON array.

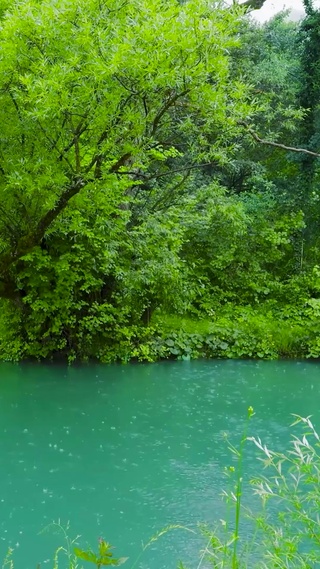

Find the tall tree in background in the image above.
[
  {"left": 299, "top": 0, "right": 320, "bottom": 173},
  {"left": 293, "top": 0, "right": 320, "bottom": 258}
]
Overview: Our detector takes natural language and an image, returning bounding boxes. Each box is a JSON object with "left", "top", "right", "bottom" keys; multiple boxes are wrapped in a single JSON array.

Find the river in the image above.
[{"left": 0, "top": 360, "right": 319, "bottom": 568}]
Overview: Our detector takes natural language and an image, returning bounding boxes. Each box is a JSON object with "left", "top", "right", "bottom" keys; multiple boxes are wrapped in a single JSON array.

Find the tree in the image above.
[
  {"left": 0, "top": 0, "right": 257, "bottom": 358},
  {"left": 220, "top": 13, "right": 303, "bottom": 196},
  {"left": 0, "top": 0, "right": 252, "bottom": 302},
  {"left": 298, "top": 0, "right": 320, "bottom": 179}
]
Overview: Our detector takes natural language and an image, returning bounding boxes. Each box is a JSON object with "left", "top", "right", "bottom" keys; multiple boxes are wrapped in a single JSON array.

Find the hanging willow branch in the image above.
[{"left": 239, "top": 121, "right": 320, "bottom": 159}]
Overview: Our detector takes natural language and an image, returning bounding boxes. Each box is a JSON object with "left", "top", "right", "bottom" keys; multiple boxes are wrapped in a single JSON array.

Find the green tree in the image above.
[
  {"left": 0, "top": 0, "right": 255, "bottom": 359},
  {"left": 293, "top": 0, "right": 320, "bottom": 261}
]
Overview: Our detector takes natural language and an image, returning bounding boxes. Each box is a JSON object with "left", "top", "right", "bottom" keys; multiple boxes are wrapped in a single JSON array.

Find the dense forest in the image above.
[{"left": 0, "top": 0, "right": 320, "bottom": 362}]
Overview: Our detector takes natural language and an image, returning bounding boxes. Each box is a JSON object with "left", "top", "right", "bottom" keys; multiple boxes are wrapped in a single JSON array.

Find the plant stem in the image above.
[{"left": 232, "top": 407, "right": 254, "bottom": 569}]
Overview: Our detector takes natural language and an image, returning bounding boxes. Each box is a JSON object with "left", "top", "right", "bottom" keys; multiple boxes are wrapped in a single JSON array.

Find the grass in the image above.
[
  {"left": 151, "top": 309, "right": 308, "bottom": 359},
  {"left": 188, "top": 411, "right": 320, "bottom": 569}
]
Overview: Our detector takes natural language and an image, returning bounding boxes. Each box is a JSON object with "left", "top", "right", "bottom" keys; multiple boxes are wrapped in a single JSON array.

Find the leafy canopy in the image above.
[{"left": 0, "top": 0, "right": 252, "bottom": 298}]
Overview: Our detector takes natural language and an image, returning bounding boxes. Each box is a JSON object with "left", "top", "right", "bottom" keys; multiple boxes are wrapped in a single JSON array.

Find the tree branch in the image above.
[
  {"left": 32, "top": 178, "right": 87, "bottom": 245},
  {"left": 112, "top": 161, "right": 215, "bottom": 179},
  {"left": 84, "top": 93, "right": 135, "bottom": 175},
  {"left": 74, "top": 136, "right": 81, "bottom": 173},
  {"left": 1, "top": 147, "right": 133, "bottom": 271},
  {"left": 240, "top": 121, "right": 320, "bottom": 158},
  {"left": 151, "top": 90, "right": 190, "bottom": 136},
  {"left": 37, "top": 121, "right": 75, "bottom": 171},
  {"left": 62, "top": 117, "right": 89, "bottom": 155},
  {"left": 149, "top": 171, "right": 191, "bottom": 213},
  {"left": 109, "top": 153, "right": 132, "bottom": 173},
  {"left": 0, "top": 177, "right": 87, "bottom": 276},
  {"left": 9, "top": 91, "right": 25, "bottom": 147}
]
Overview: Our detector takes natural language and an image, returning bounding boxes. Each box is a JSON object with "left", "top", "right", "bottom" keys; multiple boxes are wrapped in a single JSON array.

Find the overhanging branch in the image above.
[{"left": 240, "top": 121, "right": 320, "bottom": 159}]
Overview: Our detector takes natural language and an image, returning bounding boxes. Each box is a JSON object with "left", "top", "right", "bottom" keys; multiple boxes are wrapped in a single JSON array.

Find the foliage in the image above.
[
  {"left": 75, "top": 539, "right": 127, "bottom": 567},
  {"left": 182, "top": 413, "right": 320, "bottom": 569},
  {"left": 0, "top": 0, "right": 258, "bottom": 360},
  {"left": 0, "top": 0, "right": 251, "bottom": 288},
  {"left": 0, "top": 1, "right": 319, "bottom": 360}
]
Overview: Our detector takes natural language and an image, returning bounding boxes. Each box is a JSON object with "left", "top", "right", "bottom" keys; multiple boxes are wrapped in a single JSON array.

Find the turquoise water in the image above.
[{"left": 0, "top": 360, "right": 319, "bottom": 568}]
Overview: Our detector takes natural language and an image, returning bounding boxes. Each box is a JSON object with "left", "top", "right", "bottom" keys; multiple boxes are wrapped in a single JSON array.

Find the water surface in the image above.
[{"left": 0, "top": 360, "right": 319, "bottom": 568}]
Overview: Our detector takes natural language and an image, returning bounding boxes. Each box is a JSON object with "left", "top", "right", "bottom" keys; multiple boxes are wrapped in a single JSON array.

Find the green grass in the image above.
[{"left": 150, "top": 308, "right": 308, "bottom": 360}]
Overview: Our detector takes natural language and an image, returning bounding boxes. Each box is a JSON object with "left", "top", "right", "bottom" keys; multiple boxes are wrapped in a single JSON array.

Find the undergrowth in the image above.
[
  {"left": 1, "top": 296, "right": 320, "bottom": 363},
  {"left": 102, "top": 305, "right": 313, "bottom": 364}
]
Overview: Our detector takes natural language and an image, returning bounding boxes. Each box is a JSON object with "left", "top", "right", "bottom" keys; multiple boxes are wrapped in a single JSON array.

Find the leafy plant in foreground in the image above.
[
  {"left": 75, "top": 539, "right": 127, "bottom": 568},
  {"left": 192, "top": 412, "right": 320, "bottom": 569}
]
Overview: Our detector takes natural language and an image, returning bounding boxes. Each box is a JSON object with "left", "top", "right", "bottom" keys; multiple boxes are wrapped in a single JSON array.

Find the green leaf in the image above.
[{"left": 74, "top": 548, "right": 98, "bottom": 563}]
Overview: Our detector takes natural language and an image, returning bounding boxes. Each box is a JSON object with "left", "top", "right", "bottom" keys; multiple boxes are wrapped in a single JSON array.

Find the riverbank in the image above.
[
  {"left": 117, "top": 305, "right": 317, "bottom": 363},
  {"left": 1, "top": 302, "right": 318, "bottom": 363}
]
